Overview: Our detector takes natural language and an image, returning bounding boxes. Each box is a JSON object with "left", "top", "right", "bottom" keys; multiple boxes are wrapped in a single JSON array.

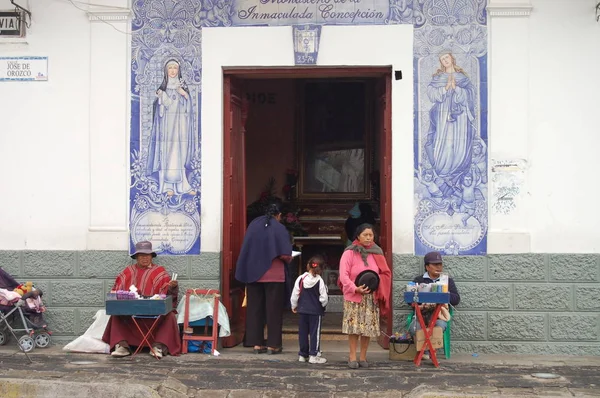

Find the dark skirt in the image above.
[{"left": 102, "top": 311, "right": 181, "bottom": 355}]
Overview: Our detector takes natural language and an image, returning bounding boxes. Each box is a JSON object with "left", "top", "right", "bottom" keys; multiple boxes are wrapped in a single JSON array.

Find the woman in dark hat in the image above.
[
  {"left": 102, "top": 241, "right": 180, "bottom": 358},
  {"left": 338, "top": 223, "right": 391, "bottom": 369},
  {"left": 235, "top": 201, "right": 293, "bottom": 354}
]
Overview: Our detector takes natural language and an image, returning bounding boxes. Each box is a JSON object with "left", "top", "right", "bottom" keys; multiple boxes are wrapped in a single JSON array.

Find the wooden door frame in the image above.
[
  {"left": 377, "top": 72, "right": 393, "bottom": 348},
  {"left": 221, "top": 75, "right": 248, "bottom": 348},
  {"left": 222, "top": 67, "right": 393, "bottom": 346}
]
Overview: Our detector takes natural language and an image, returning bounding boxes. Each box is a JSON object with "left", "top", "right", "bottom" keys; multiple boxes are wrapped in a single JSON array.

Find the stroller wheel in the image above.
[
  {"left": 0, "top": 330, "right": 7, "bottom": 345},
  {"left": 35, "top": 332, "right": 51, "bottom": 348},
  {"left": 18, "top": 335, "right": 35, "bottom": 353}
]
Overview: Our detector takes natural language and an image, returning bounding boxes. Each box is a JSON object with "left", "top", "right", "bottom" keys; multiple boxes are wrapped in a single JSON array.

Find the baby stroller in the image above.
[{"left": 0, "top": 267, "right": 52, "bottom": 352}]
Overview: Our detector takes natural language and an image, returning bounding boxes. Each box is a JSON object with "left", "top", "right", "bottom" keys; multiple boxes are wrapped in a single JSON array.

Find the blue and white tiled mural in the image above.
[
  {"left": 412, "top": 0, "right": 488, "bottom": 255},
  {"left": 128, "top": 0, "right": 487, "bottom": 255},
  {"left": 129, "top": 1, "right": 204, "bottom": 254}
]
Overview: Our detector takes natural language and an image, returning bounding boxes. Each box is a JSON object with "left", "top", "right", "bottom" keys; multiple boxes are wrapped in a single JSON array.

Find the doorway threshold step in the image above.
[
  {"left": 282, "top": 327, "right": 342, "bottom": 334},
  {"left": 282, "top": 332, "right": 347, "bottom": 341}
]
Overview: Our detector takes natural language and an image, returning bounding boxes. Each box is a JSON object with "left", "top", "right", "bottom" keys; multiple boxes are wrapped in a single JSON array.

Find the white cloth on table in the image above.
[{"left": 176, "top": 295, "right": 231, "bottom": 337}]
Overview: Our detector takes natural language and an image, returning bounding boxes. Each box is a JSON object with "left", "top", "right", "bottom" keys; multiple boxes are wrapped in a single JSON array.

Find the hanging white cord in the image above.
[{"left": 54, "top": 0, "right": 133, "bottom": 36}]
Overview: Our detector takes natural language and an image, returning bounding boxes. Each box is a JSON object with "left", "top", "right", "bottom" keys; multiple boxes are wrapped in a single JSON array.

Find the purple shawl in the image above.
[
  {"left": 235, "top": 215, "right": 292, "bottom": 283},
  {"left": 0, "top": 267, "right": 19, "bottom": 289}
]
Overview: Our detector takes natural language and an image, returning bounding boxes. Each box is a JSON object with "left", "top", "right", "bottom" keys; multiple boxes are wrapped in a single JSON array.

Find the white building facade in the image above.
[{"left": 0, "top": 0, "right": 599, "bottom": 353}]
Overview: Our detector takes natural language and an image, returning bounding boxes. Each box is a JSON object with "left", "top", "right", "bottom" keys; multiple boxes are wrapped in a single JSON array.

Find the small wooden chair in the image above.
[{"left": 181, "top": 289, "right": 220, "bottom": 355}]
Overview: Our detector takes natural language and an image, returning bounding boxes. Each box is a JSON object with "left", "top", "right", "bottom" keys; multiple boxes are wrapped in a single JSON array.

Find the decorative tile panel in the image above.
[
  {"left": 129, "top": 0, "right": 488, "bottom": 255},
  {"left": 293, "top": 24, "right": 322, "bottom": 65},
  {"left": 412, "top": 0, "right": 488, "bottom": 255},
  {"left": 129, "top": 0, "right": 204, "bottom": 255}
]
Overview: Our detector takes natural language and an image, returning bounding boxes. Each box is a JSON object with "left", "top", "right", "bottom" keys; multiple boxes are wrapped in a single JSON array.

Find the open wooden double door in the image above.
[{"left": 221, "top": 68, "right": 393, "bottom": 348}]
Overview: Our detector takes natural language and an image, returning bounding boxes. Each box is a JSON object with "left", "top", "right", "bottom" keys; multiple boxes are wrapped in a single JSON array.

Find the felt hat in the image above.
[
  {"left": 424, "top": 251, "right": 443, "bottom": 265},
  {"left": 131, "top": 241, "right": 157, "bottom": 259},
  {"left": 355, "top": 270, "right": 380, "bottom": 292}
]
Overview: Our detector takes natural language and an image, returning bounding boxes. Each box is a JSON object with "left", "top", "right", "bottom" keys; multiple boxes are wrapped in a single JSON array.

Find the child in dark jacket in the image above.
[{"left": 290, "top": 255, "right": 329, "bottom": 364}]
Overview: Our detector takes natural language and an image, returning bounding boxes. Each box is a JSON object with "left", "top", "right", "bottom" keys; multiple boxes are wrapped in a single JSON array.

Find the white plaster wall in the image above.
[
  {"left": 0, "top": 0, "right": 90, "bottom": 249},
  {"left": 488, "top": 0, "right": 600, "bottom": 253},
  {"left": 487, "top": 1, "right": 533, "bottom": 253},
  {"left": 86, "top": 9, "right": 130, "bottom": 250},
  {"left": 201, "top": 25, "right": 414, "bottom": 254},
  {"left": 526, "top": 0, "right": 600, "bottom": 252},
  {"left": 0, "top": 0, "right": 129, "bottom": 250}
]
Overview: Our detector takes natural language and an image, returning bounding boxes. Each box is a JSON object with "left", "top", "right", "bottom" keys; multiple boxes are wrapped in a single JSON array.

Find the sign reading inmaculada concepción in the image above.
[{"left": 233, "top": 0, "right": 390, "bottom": 25}]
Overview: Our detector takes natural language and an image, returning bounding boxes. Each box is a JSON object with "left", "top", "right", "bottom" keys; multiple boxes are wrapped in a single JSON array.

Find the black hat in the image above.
[
  {"left": 424, "top": 251, "right": 443, "bottom": 265},
  {"left": 355, "top": 270, "right": 380, "bottom": 292}
]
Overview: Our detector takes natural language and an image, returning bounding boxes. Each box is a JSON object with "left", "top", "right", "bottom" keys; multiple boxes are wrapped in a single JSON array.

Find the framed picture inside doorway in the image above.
[
  {"left": 297, "top": 79, "right": 373, "bottom": 200},
  {"left": 323, "top": 270, "right": 340, "bottom": 293}
]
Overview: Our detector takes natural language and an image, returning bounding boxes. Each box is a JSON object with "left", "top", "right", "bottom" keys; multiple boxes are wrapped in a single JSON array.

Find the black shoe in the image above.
[
  {"left": 267, "top": 347, "right": 282, "bottom": 355},
  {"left": 253, "top": 347, "right": 267, "bottom": 354}
]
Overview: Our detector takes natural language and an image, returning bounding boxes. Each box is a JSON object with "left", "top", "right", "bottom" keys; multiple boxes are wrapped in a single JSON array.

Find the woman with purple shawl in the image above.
[
  {"left": 235, "top": 202, "right": 292, "bottom": 354},
  {"left": 425, "top": 52, "right": 476, "bottom": 189}
]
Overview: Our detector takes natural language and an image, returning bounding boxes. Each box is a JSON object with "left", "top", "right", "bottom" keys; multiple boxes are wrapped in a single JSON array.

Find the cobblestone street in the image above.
[{"left": 1, "top": 343, "right": 599, "bottom": 397}]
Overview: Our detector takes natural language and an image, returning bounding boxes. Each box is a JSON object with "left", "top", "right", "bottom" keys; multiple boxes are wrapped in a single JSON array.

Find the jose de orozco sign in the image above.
[{"left": 0, "top": 57, "right": 48, "bottom": 81}]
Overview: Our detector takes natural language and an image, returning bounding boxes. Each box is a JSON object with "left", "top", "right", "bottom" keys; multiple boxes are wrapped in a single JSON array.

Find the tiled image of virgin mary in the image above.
[
  {"left": 424, "top": 52, "right": 476, "bottom": 192},
  {"left": 146, "top": 59, "right": 197, "bottom": 196}
]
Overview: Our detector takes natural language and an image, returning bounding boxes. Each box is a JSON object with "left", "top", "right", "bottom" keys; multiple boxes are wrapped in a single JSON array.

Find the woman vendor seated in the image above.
[{"left": 102, "top": 241, "right": 181, "bottom": 358}]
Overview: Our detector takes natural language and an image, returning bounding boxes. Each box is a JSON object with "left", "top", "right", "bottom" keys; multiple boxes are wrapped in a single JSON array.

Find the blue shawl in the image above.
[{"left": 235, "top": 215, "right": 292, "bottom": 283}]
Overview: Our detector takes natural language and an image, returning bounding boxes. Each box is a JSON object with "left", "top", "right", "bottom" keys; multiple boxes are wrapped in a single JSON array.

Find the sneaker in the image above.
[
  {"left": 317, "top": 351, "right": 322, "bottom": 357},
  {"left": 422, "top": 353, "right": 430, "bottom": 360},
  {"left": 309, "top": 355, "right": 327, "bottom": 364},
  {"left": 111, "top": 344, "right": 130, "bottom": 357},
  {"left": 150, "top": 346, "right": 163, "bottom": 358},
  {"left": 298, "top": 355, "right": 308, "bottom": 362}
]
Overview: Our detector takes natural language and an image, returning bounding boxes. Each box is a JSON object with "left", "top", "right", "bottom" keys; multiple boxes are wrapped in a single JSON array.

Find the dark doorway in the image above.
[{"left": 222, "top": 67, "right": 393, "bottom": 348}]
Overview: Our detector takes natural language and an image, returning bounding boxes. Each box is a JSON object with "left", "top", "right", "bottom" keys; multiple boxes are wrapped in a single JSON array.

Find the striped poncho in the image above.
[{"left": 112, "top": 263, "right": 171, "bottom": 296}]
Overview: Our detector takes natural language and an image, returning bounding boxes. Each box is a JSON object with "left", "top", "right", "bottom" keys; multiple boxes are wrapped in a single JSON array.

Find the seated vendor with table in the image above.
[
  {"left": 408, "top": 251, "right": 460, "bottom": 353},
  {"left": 102, "top": 241, "right": 181, "bottom": 358}
]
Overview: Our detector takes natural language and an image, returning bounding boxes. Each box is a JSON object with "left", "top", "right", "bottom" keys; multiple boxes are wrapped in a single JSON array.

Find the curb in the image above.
[{"left": 0, "top": 378, "right": 160, "bottom": 398}]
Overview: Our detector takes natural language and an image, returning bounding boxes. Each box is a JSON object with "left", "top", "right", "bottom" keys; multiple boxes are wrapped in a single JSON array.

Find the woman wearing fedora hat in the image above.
[
  {"left": 338, "top": 223, "right": 391, "bottom": 369},
  {"left": 102, "top": 241, "right": 181, "bottom": 358}
]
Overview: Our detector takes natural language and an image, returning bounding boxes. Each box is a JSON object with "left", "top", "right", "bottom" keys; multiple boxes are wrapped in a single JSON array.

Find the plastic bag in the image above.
[
  {"left": 63, "top": 310, "right": 111, "bottom": 354},
  {"left": 187, "top": 340, "right": 212, "bottom": 354}
]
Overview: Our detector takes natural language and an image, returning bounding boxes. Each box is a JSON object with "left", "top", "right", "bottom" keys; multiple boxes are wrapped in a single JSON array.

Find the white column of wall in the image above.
[
  {"left": 86, "top": 7, "right": 131, "bottom": 249},
  {"left": 487, "top": 0, "right": 533, "bottom": 253}
]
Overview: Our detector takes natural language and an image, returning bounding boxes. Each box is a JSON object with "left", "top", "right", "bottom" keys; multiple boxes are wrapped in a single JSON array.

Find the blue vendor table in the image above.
[
  {"left": 403, "top": 292, "right": 449, "bottom": 304},
  {"left": 105, "top": 296, "right": 172, "bottom": 316},
  {"left": 105, "top": 296, "right": 173, "bottom": 360}
]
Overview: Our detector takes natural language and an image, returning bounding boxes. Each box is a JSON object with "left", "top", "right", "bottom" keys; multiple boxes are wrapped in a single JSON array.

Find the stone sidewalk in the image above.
[{"left": 0, "top": 341, "right": 599, "bottom": 398}]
